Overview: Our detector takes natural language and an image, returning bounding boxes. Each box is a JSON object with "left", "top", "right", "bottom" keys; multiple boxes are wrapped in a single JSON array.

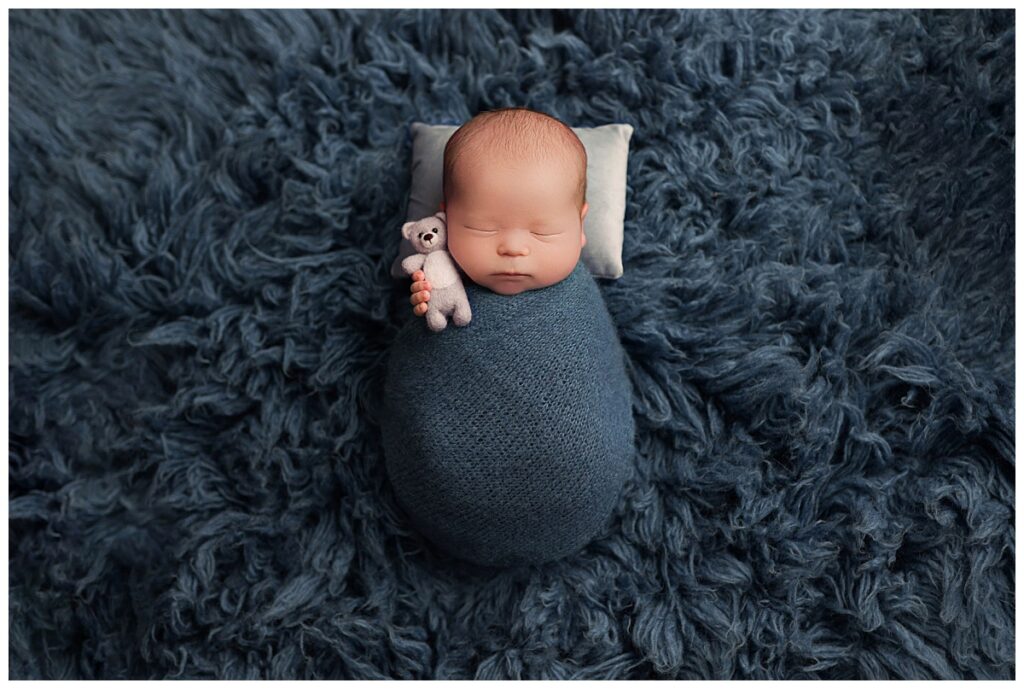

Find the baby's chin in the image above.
[{"left": 482, "top": 271, "right": 571, "bottom": 294}]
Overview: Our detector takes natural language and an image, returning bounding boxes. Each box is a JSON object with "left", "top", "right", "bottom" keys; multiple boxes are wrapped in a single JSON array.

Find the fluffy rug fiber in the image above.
[{"left": 9, "top": 8, "right": 1014, "bottom": 680}]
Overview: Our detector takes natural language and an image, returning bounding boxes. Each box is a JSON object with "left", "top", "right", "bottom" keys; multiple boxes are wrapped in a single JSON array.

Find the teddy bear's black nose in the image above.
[{"left": 423, "top": 233, "right": 434, "bottom": 241}]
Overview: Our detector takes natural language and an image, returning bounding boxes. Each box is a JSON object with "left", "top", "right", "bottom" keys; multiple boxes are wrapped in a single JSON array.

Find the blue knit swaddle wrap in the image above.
[{"left": 381, "top": 260, "right": 635, "bottom": 567}]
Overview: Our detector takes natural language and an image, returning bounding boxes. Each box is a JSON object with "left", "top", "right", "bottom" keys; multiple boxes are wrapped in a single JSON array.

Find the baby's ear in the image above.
[{"left": 401, "top": 221, "right": 416, "bottom": 240}]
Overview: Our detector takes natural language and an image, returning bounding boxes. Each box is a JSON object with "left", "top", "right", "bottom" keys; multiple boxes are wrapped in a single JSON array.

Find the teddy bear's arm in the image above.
[
  {"left": 401, "top": 253, "right": 426, "bottom": 274},
  {"left": 423, "top": 252, "right": 460, "bottom": 289}
]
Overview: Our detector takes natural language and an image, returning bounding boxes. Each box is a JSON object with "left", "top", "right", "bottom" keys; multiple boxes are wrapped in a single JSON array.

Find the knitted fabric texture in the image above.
[{"left": 380, "top": 260, "right": 636, "bottom": 567}]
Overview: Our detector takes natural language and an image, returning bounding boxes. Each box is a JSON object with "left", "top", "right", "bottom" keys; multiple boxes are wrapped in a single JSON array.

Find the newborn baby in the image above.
[
  {"left": 408, "top": 107, "right": 589, "bottom": 307},
  {"left": 382, "top": 107, "right": 634, "bottom": 568}
]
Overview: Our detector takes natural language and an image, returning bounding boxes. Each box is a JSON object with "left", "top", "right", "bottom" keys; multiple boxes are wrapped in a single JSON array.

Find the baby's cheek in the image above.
[
  {"left": 449, "top": 229, "right": 477, "bottom": 256},
  {"left": 446, "top": 230, "right": 461, "bottom": 258},
  {"left": 446, "top": 232, "right": 470, "bottom": 271}
]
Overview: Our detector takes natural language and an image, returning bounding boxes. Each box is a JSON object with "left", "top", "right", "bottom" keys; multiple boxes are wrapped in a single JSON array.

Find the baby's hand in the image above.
[{"left": 409, "top": 270, "right": 431, "bottom": 317}]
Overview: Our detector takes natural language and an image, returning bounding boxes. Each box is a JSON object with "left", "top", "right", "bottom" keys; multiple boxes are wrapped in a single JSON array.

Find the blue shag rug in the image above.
[{"left": 8, "top": 8, "right": 1014, "bottom": 680}]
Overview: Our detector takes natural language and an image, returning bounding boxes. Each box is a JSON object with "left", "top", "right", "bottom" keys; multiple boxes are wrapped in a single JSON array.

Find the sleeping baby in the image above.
[
  {"left": 380, "top": 107, "right": 635, "bottom": 568},
  {"left": 408, "top": 107, "right": 590, "bottom": 306}
]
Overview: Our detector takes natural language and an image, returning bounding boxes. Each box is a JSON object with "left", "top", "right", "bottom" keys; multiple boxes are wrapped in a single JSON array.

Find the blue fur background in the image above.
[{"left": 8, "top": 8, "right": 1014, "bottom": 679}]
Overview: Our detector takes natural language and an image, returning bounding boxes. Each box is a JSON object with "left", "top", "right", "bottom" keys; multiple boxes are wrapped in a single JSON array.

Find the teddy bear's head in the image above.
[{"left": 402, "top": 211, "right": 448, "bottom": 254}]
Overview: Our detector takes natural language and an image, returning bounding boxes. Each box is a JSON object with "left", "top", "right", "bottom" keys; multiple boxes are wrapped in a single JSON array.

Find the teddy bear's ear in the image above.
[
  {"left": 401, "top": 221, "right": 416, "bottom": 240},
  {"left": 434, "top": 211, "right": 446, "bottom": 223}
]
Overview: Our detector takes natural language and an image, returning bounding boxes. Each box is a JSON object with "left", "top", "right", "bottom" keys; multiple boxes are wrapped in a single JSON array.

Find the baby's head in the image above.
[{"left": 439, "top": 107, "right": 589, "bottom": 295}]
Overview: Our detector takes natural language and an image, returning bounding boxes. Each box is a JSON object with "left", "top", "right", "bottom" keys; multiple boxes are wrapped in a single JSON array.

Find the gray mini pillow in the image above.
[{"left": 391, "top": 121, "right": 633, "bottom": 280}]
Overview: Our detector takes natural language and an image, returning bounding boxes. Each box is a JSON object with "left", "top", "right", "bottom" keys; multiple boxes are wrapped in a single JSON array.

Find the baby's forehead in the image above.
[
  {"left": 456, "top": 146, "right": 577, "bottom": 190},
  {"left": 457, "top": 171, "right": 574, "bottom": 211},
  {"left": 449, "top": 117, "right": 585, "bottom": 204}
]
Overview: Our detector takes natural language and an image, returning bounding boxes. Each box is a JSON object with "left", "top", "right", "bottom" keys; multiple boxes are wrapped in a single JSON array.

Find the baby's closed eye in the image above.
[{"left": 463, "top": 224, "right": 563, "bottom": 237}]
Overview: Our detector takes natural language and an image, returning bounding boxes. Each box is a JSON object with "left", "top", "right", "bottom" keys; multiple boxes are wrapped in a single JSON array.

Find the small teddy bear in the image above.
[{"left": 400, "top": 211, "right": 472, "bottom": 332}]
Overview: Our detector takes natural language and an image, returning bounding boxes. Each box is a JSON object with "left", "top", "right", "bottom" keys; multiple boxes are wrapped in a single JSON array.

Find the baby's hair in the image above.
[{"left": 442, "top": 107, "right": 588, "bottom": 212}]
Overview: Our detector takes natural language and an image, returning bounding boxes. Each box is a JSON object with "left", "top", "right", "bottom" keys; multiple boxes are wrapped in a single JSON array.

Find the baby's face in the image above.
[{"left": 442, "top": 154, "right": 588, "bottom": 295}]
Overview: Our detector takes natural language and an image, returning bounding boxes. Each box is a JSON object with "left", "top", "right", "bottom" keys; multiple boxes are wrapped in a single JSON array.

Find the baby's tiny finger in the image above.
[
  {"left": 412, "top": 270, "right": 424, "bottom": 281},
  {"left": 414, "top": 303, "right": 427, "bottom": 316}
]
